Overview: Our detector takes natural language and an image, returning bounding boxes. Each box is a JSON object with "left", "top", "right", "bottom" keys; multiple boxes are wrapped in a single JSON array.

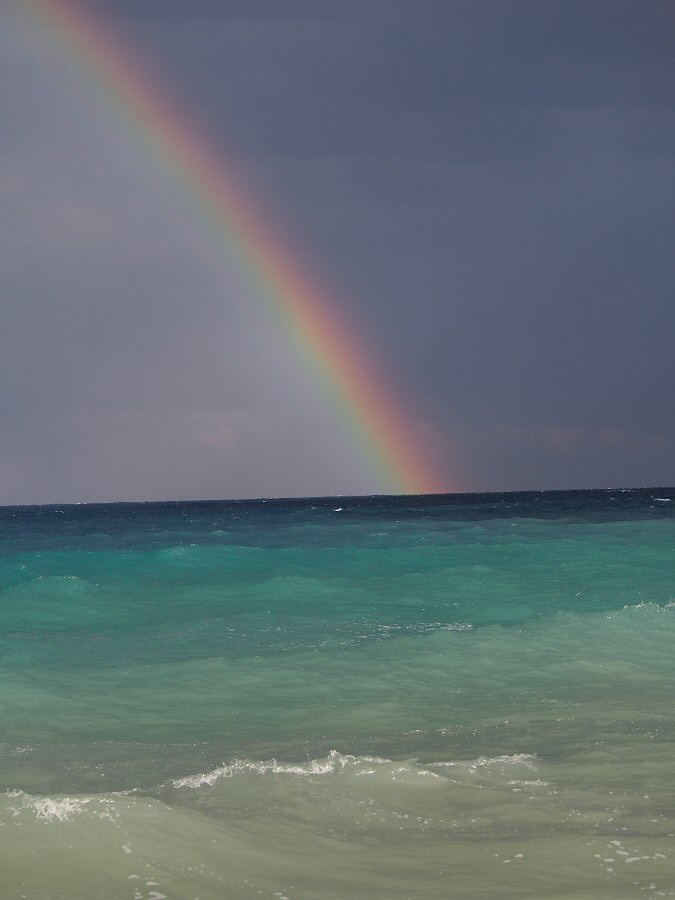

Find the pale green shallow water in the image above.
[{"left": 1, "top": 489, "right": 674, "bottom": 898}]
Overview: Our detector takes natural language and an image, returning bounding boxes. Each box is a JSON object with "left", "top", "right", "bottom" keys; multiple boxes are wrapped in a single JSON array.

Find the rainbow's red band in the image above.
[{"left": 29, "top": 0, "right": 450, "bottom": 495}]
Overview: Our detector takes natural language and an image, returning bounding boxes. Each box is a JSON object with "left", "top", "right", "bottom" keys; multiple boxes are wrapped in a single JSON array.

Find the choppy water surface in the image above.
[{"left": 1, "top": 488, "right": 674, "bottom": 898}]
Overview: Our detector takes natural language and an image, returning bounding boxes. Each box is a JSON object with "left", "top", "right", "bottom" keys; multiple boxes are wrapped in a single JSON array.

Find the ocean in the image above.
[{"left": 1, "top": 488, "right": 674, "bottom": 899}]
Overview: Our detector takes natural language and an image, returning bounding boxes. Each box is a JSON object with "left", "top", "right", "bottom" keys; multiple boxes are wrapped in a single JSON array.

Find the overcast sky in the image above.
[{"left": 1, "top": 0, "right": 673, "bottom": 503}]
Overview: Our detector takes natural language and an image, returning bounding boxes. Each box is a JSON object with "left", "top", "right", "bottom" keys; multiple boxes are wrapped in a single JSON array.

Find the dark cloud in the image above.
[{"left": 1, "top": 0, "right": 673, "bottom": 501}]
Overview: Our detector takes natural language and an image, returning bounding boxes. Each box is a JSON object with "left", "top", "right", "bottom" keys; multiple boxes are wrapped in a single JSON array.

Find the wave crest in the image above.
[{"left": 170, "top": 750, "right": 540, "bottom": 790}]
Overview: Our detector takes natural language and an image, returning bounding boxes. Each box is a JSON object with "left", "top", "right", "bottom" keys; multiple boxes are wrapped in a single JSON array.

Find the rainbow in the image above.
[{"left": 27, "top": 0, "right": 449, "bottom": 495}]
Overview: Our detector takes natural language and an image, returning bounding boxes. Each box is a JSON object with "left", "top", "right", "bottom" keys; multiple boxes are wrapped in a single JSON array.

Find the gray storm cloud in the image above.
[{"left": 1, "top": 0, "right": 673, "bottom": 503}]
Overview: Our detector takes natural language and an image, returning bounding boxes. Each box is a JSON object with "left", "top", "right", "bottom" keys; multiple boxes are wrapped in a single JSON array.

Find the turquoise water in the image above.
[{"left": 1, "top": 489, "right": 674, "bottom": 898}]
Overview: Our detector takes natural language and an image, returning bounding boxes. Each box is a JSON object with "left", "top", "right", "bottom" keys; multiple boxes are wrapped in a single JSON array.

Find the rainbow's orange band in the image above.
[{"left": 29, "top": 0, "right": 450, "bottom": 495}]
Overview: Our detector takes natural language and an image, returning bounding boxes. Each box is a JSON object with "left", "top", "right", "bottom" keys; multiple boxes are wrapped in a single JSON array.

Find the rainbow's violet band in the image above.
[{"left": 28, "top": 0, "right": 450, "bottom": 496}]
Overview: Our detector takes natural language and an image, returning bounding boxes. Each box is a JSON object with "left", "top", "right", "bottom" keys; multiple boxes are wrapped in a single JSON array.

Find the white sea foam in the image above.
[
  {"left": 171, "top": 749, "right": 391, "bottom": 789},
  {"left": 3, "top": 790, "right": 119, "bottom": 823},
  {"left": 374, "top": 621, "right": 472, "bottom": 636},
  {"left": 6, "top": 790, "right": 90, "bottom": 822},
  {"left": 170, "top": 750, "right": 542, "bottom": 791},
  {"left": 430, "top": 753, "right": 537, "bottom": 771},
  {"left": 428, "top": 753, "right": 543, "bottom": 787}
]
